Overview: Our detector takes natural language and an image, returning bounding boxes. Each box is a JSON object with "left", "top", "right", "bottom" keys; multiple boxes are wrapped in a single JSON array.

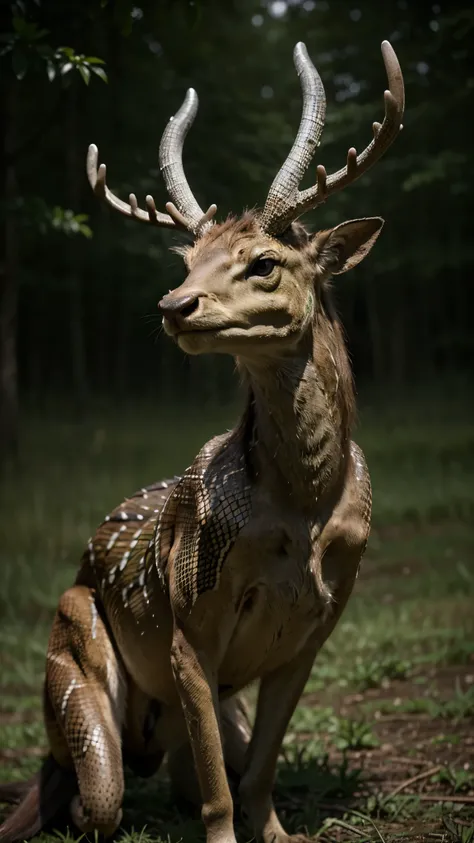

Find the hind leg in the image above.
[
  {"left": 221, "top": 694, "right": 252, "bottom": 779},
  {"left": 45, "top": 585, "right": 126, "bottom": 836},
  {"left": 167, "top": 694, "right": 252, "bottom": 807},
  {"left": 122, "top": 686, "right": 165, "bottom": 778}
]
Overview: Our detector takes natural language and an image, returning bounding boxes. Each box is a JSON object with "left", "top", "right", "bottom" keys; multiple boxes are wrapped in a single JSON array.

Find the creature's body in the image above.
[
  {"left": 44, "top": 385, "right": 370, "bottom": 837},
  {"left": 0, "top": 38, "right": 404, "bottom": 843}
]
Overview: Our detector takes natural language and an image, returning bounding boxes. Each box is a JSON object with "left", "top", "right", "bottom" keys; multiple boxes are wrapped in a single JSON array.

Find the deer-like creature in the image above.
[{"left": 0, "top": 40, "right": 404, "bottom": 843}]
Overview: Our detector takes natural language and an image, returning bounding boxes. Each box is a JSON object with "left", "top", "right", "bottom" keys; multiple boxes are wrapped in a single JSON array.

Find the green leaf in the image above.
[
  {"left": 60, "top": 62, "right": 73, "bottom": 75},
  {"left": 59, "top": 46, "right": 75, "bottom": 59},
  {"left": 79, "top": 223, "right": 93, "bottom": 239},
  {"left": 0, "top": 43, "right": 14, "bottom": 59},
  {"left": 77, "top": 64, "right": 91, "bottom": 85},
  {"left": 12, "top": 47, "right": 29, "bottom": 80},
  {"left": 12, "top": 16, "right": 26, "bottom": 34},
  {"left": 85, "top": 56, "right": 105, "bottom": 64},
  {"left": 91, "top": 66, "right": 107, "bottom": 83}
]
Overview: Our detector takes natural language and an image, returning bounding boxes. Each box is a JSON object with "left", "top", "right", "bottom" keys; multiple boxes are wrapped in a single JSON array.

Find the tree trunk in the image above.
[
  {"left": 365, "top": 280, "right": 385, "bottom": 384},
  {"left": 67, "top": 84, "right": 89, "bottom": 407},
  {"left": 0, "top": 78, "right": 19, "bottom": 464}
]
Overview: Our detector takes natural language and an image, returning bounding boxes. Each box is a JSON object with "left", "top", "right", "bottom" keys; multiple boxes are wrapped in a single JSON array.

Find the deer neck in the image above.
[{"left": 237, "top": 321, "right": 353, "bottom": 513}]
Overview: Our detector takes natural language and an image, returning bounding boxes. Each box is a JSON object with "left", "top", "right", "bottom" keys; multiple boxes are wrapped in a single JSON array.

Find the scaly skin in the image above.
[
  {"left": 53, "top": 36, "right": 403, "bottom": 842},
  {"left": 0, "top": 213, "right": 378, "bottom": 843},
  {"left": 29, "top": 427, "right": 370, "bottom": 839}
]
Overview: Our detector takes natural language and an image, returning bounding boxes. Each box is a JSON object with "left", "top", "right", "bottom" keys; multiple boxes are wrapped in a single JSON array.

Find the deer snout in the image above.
[{"left": 158, "top": 292, "right": 200, "bottom": 319}]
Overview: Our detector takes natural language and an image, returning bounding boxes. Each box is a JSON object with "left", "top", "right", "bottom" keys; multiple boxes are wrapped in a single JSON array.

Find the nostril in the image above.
[{"left": 180, "top": 298, "right": 199, "bottom": 318}]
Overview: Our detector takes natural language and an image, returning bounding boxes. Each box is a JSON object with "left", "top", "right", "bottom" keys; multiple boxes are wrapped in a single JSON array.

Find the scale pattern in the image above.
[{"left": 155, "top": 433, "right": 252, "bottom": 611}]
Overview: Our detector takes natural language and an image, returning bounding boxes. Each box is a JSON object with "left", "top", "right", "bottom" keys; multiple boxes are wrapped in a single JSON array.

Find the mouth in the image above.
[
  {"left": 175, "top": 325, "right": 248, "bottom": 344},
  {"left": 170, "top": 323, "right": 252, "bottom": 353},
  {"left": 164, "top": 319, "right": 247, "bottom": 340}
]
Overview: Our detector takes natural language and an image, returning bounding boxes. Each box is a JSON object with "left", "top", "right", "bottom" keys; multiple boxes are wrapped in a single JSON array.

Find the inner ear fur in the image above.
[{"left": 312, "top": 217, "right": 384, "bottom": 275}]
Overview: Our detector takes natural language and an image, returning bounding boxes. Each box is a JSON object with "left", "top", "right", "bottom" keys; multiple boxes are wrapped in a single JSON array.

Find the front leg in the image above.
[
  {"left": 239, "top": 643, "right": 318, "bottom": 843},
  {"left": 170, "top": 623, "right": 237, "bottom": 843}
]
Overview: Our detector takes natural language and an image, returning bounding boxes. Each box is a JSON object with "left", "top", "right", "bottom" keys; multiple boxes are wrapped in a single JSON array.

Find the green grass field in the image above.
[{"left": 1, "top": 390, "right": 474, "bottom": 843}]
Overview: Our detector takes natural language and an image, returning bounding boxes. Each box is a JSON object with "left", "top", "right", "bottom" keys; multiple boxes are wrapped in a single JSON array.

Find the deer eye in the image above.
[{"left": 250, "top": 257, "right": 276, "bottom": 277}]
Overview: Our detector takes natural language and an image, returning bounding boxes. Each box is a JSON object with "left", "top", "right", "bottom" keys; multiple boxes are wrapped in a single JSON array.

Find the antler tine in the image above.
[
  {"left": 260, "top": 42, "right": 327, "bottom": 233},
  {"left": 86, "top": 144, "right": 184, "bottom": 231},
  {"left": 159, "top": 88, "right": 216, "bottom": 237},
  {"left": 282, "top": 41, "right": 404, "bottom": 230}
]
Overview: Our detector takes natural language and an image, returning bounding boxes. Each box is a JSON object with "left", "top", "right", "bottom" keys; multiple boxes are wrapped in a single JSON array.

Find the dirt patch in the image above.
[
  {"left": 2, "top": 665, "right": 474, "bottom": 842},
  {"left": 290, "top": 664, "right": 474, "bottom": 840}
]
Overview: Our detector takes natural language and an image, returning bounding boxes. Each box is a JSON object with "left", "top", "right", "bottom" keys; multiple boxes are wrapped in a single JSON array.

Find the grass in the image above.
[{"left": 1, "top": 389, "right": 474, "bottom": 842}]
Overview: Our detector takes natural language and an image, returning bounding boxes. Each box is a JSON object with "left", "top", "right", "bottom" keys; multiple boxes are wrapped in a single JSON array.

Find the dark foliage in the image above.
[{"left": 1, "top": 0, "right": 473, "bottom": 453}]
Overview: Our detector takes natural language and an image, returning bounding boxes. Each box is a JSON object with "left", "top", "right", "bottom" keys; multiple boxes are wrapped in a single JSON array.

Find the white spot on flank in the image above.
[
  {"left": 129, "top": 539, "right": 138, "bottom": 550},
  {"left": 141, "top": 505, "right": 150, "bottom": 511},
  {"left": 47, "top": 652, "right": 68, "bottom": 668},
  {"left": 132, "top": 528, "right": 143, "bottom": 540},
  {"left": 122, "top": 587, "right": 129, "bottom": 607},
  {"left": 105, "top": 515, "right": 110, "bottom": 522},
  {"left": 90, "top": 597, "right": 98, "bottom": 639},
  {"left": 106, "top": 657, "right": 121, "bottom": 708},
  {"left": 88, "top": 541, "right": 95, "bottom": 563},
  {"left": 61, "top": 679, "right": 83, "bottom": 718},
  {"left": 138, "top": 570, "right": 145, "bottom": 587},
  {"left": 119, "top": 550, "right": 130, "bottom": 571},
  {"left": 137, "top": 513, "right": 144, "bottom": 520},
  {"left": 108, "top": 566, "right": 117, "bottom": 584},
  {"left": 83, "top": 723, "right": 104, "bottom": 758},
  {"left": 106, "top": 532, "right": 119, "bottom": 551},
  {"left": 119, "top": 511, "right": 128, "bottom": 520},
  {"left": 138, "top": 555, "right": 145, "bottom": 568},
  {"left": 161, "top": 481, "right": 168, "bottom": 488}
]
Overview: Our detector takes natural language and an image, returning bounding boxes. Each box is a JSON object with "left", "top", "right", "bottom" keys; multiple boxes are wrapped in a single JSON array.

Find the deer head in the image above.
[{"left": 87, "top": 41, "right": 404, "bottom": 359}]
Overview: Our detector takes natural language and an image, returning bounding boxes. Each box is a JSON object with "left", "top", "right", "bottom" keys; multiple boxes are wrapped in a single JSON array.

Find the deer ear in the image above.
[{"left": 313, "top": 217, "right": 384, "bottom": 275}]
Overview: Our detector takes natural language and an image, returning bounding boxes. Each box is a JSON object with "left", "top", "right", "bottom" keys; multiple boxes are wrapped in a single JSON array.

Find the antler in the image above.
[
  {"left": 87, "top": 88, "right": 217, "bottom": 237},
  {"left": 159, "top": 88, "right": 217, "bottom": 234},
  {"left": 260, "top": 40, "right": 405, "bottom": 235}
]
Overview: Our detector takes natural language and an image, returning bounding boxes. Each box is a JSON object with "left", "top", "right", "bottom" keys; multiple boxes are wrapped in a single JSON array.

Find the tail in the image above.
[
  {"left": 0, "top": 755, "right": 76, "bottom": 843},
  {"left": 0, "top": 777, "right": 36, "bottom": 805}
]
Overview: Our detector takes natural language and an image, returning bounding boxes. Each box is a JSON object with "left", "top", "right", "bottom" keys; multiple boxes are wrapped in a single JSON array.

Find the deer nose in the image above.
[{"left": 158, "top": 292, "right": 200, "bottom": 319}]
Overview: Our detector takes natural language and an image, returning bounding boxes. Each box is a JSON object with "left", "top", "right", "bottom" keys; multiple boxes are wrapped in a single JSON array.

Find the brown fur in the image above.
[{"left": 1, "top": 213, "right": 380, "bottom": 843}]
